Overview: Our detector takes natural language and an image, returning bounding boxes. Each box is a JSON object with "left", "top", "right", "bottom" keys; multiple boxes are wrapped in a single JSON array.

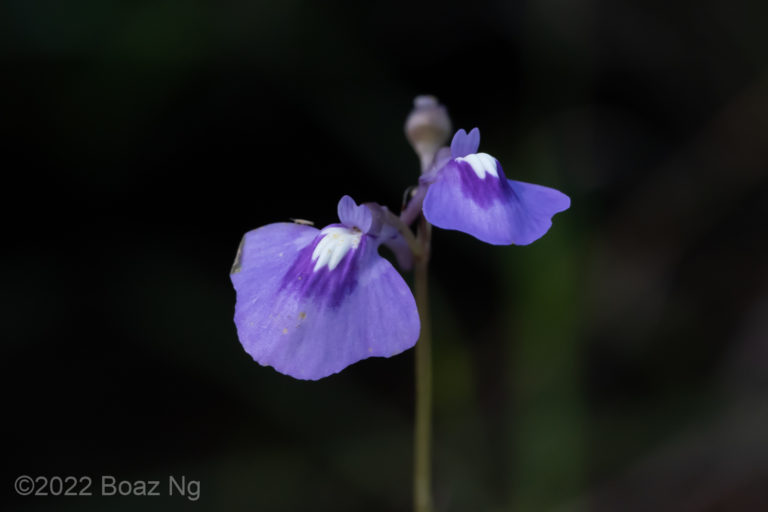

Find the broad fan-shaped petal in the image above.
[
  {"left": 231, "top": 222, "right": 419, "bottom": 380},
  {"left": 423, "top": 156, "right": 570, "bottom": 245}
]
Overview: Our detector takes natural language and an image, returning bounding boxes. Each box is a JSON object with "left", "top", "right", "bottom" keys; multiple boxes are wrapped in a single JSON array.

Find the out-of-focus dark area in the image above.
[{"left": 3, "top": 0, "right": 767, "bottom": 510}]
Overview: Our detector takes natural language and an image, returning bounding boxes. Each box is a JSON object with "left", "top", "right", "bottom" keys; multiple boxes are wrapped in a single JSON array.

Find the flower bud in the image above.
[{"left": 405, "top": 95, "right": 452, "bottom": 172}]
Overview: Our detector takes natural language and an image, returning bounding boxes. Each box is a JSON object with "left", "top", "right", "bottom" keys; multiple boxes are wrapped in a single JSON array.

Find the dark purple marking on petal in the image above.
[
  {"left": 454, "top": 159, "right": 513, "bottom": 208},
  {"left": 279, "top": 233, "right": 369, "bottom": 308}
]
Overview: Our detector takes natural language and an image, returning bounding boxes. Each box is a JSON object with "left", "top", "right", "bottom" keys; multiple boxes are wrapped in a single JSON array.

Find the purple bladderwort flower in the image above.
[
  {"left": 230, "top": 196, "right": 420, "bottom": 380},
  {"left": 421, "top": 127, "right": 570, "bottom": 245}
]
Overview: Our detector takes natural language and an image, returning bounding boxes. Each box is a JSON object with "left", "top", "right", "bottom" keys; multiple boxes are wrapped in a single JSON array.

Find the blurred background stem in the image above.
[{"left": 414, "top": 215, "right": 433, "bottom": 512}]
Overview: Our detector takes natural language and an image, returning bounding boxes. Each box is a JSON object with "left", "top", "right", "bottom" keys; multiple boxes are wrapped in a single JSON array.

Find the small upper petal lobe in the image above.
[
  {"left": 449, "top": 127, "right": 481, "bottom": 158},
  {"left": 337, "top": 195, "right": 373, "bottom": 233}
]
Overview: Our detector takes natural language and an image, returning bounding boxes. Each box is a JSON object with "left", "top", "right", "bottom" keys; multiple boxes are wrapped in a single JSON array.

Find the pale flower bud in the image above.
[{"left": 405, "top": 95, "right": 452, "bottom": 173}]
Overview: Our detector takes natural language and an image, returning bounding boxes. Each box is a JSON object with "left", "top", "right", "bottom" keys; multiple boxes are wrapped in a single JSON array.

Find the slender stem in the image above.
[
  {"left": 400, "top": 184, "right": 427, "bottom": 227},
  {"left": 413, "top": 215, "right": 433, "bottom": 512}
]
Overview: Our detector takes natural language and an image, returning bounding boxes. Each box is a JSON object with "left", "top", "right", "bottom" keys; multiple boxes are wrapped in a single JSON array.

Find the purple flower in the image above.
[
  {"left": 230, "top": 196, "right": 420, "bottom": 380},
  {"left": 422, "top": 128, "right": 570, "bottom": 245}
]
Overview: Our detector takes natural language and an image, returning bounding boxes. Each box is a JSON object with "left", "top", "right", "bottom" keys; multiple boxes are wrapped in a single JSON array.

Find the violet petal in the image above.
[
  {"left": 423, "top": 156, "right": 570, "bottom": 245},
  {"left": 231, "top": 222, "right": 419, "bottom": 380},
  {"left": 337, "top": 195, "right": 373, "bottom": 233},
  {"left": 449, "top": 127, "right": 481, "bottom": 158}
]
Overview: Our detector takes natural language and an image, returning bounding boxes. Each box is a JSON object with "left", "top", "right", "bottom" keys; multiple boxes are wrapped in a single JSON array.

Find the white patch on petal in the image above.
[
  {"left": 457, "top": 152, "right": 499, "bottom": 179},
  {"left": 311, "top": 226, "right": 362, "bottom": 272}
]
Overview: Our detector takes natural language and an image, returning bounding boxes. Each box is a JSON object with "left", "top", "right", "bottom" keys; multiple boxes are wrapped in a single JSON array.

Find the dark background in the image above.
[{"left": 3, "top": 0, "right": 768, "bottom": 510}]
